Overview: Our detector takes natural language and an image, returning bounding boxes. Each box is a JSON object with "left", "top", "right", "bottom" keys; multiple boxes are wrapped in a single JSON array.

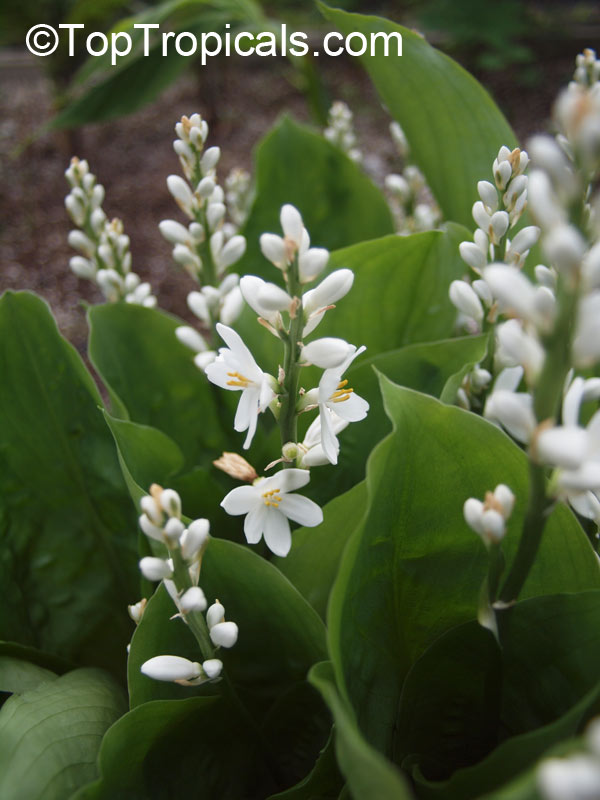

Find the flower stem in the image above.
[
  {"left": 279, "top": 257, "right": 303, "bottom": 463},
  {"left": 498, "top": 285, "right": 579, "bottom": 605},
  {"left": 170, "top": 549, "right": 215, "bottom": 661}
]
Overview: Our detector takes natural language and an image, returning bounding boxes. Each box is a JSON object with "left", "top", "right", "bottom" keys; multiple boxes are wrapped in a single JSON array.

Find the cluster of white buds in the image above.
[
  {"left": 225, "top": 167, "right": 253, "bottom": 230},
  {"left": 136, "top": 484, "right": 238, "bottom": 686},
  {"left": 64, "top": 158, "right": 157, "bottom": 307},
  {"left": 323, "top": 100, "right": 362, "bottom": 163},
  {"left": 456, "top": 364, "right": 493, "bottom": 411},
  {"left": 538, "top": 718, "right": 600, "bottom": 800},
  {"left": 449, "top": 145, "right": 539, "bottom": 334},
  {"left": 200, "top": 204, "right": 369, "bottom": 556},
  {"left": 472, "top": 51, "right": 600, "bottom": 522},
  {"left": 384, "top": 122, "right": 441, "bottom": 234},
  {"left": 463, "top": 484, "right": 515, "bottom": 546},
  {"left": 160, "top": 114, "right": 247, "bottom": 366}
]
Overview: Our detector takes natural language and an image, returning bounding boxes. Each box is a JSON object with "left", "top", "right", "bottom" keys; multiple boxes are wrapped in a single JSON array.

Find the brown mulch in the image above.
[{"left": 0, "top": 46, "right": 577, "bottom": 355}]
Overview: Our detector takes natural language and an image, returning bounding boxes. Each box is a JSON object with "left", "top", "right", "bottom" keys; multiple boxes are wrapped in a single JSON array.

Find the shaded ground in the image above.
[{"left": 0, "top": 43, "right": 580, "bottom": 354}]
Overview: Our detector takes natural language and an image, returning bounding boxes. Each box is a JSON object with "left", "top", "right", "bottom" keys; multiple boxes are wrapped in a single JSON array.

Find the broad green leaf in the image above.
[
  {"left": 319, "top": 5, "right": 517, "bottom": 227},
  {"left": 88, "top": 302, "right": 226, "bottom": 470},
  {"left": 0, "top": 641, "right": 73, "bottom": 676},
  {"left": 0, "top": 292, "right": 137, "bottom": 675},
  {"left": 128, "top": 538, "right": 331, "bottom": 790},
  {"left": 328, "top": 376, "right": 600, "bottom": 760},
  {"left": 72, "top": 694, "right": 281, "bottom": 800},
  {"left": 396, "top": 623, "right": 502, "bottom": 781},
  {"left": 103, "top": 412, "right": 184, "bottom": 495},
  {"left": 0, "top": 668, "right": 126, "bottom": 800},
  {"left": 266, "top": 730, "right": 344, "bottom": 799},
  {"left": 275, "top": 481, "right": 368, "bottom": 620},
  {"left": 410, "top": 594, "right": 600, "bottom": 799},
  {"left": 240, "top": 116, "right": 394, "bottom": 277},
  {"left": 310, "top": 662, "right": 413, "bottom": 800},
  {"left": 0, "top": 657, "right": 56, "bottom": 695}
]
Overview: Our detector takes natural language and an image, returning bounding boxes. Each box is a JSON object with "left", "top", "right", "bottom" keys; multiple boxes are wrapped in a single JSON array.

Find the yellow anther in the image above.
[
  {"left": 262, "top": 488, "right": 282, "bottom": 508},
  {"left": 331, "top": 381, "right": 354, "bottom": 403},
  {"left": 227, "top": 370, "right": 250, "bottom": 388}
]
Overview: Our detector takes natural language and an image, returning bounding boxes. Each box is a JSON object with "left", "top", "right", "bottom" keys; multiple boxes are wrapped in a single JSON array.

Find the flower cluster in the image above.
[
  {"left": 323, "top": 100, "right": 362, "bottom": 163},
  {"left": 64, "top": 158, "right": 157, "bottom": 306},
  {"left": 384, "top": 121, "right": 441, "bottom": 234},
  {"left": 449, "top": 144, "right": 538, "bottom": 334},
  {"left": 159, "top": 114, "right": 247, "bottom": 366},
  {"left": 457, "top": 50, "right": 600, "bottom": 530},
  {"left": 463, "top": 484, "right": 515, "bottom": 546},
  {"left": 202, "top": 203, "right": 369, "bottom": 556},
  {"left": 133, "top": 484, "right": 238, "bottom": 686}
]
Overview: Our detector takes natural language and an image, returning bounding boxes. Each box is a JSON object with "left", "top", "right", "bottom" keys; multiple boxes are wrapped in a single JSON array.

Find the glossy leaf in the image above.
[
  {"left": 0, "top": 668, "right": 126, "bottom": 800},
  {"left": 0, "top": 657, "right": 56, "bottom": 695},
  {"left": 310, "top": 662, "right": 413, "bottom": 800},
  {"left": 88, "top": 302, "right": 227, "bottom": 470},
  {"left": 266, "top": 730, "right": 344, "bottom": 799},
  {"left": 319, "top": 5, "right": 517, "bottom": 227},
  {"left": 328, "top": 376, "right": 600, "bottom": 759},
  {"left": 0, "top": 291, "right": 137, "bottom": 675},
  {"left": 240, "top": 115, "right": 394, "bottom": 277}
]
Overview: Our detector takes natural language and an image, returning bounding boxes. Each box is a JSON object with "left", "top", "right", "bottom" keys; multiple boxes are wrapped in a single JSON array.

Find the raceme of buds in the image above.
[
  {"left": 324, "top": 100, "right": 362, "bottom": 163},
  {"left": 463, "top": 484, "right": 515, "bottom": 545},
  {"left": 64, "top": 158, "right": 157, "bottom": 307}
]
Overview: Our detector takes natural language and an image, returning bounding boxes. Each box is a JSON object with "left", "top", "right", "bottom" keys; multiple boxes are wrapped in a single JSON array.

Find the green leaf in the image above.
[
  {"left": 408, "top": 593, "right": 600, "bottom": 799},
  {"left": 266, "top": 730, "right": 344, "bottom": 799},
  {"left": 0, "top": 641, "right": 73, "bottom": 676},
  {"left": 319, "top": 5, "right": 517, "bottom": 227},
  {"left": 0, "top": 668, "right": 126, "bottom": 800},
  {"left": 127, "top": 538, "right": 331, "bottom": 791},
  {"left": 310, "top": 662, "right": 413, "bottom": 800},
  {"left": 72, "top": 694, "right": 281, "bottom": 800},
  {"left": 313, "top": 225, "right": 471, "bottom": 352},
  {"left": 0, "top": 657, "right": 56, "bottom": 695},
  {"left": 396, "top": 622, "right": 502, "bottom": 781},
  {"left": 103, "top": 412, "right": 185, "bottom": 495},
  {"left": 328, "top": 376, "right": 600, "bottom": 760},
  {"left": 240, "top": 116, "right": 394, "bottom": 277},
  {"left": 0, "top": 292, "right": 137, "bottom": 675},
  {"left": 275, "top": 481, "right": 368, "bottom": 620},
  {"left": 88, "top": 303, "right": 226, "bottom": 471}
]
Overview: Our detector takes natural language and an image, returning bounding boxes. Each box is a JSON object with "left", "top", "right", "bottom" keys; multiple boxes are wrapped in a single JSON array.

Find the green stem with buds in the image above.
[
  {"left": 170, "top": 549, "right": 215, "bottom": 660},
  {"left": 279, "top": 255, "right": 303, "bottom": 464},
  {"left": 498, "top": 285, "right": 579, "bottom": 605}
]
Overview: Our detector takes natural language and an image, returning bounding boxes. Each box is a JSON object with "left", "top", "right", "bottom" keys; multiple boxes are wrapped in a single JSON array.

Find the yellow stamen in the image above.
[
  {"left": 262, "top": 488, "right": 282, "bottom": 508},
  {"left": 227, "top": 370, "right": 250, "bottom": 388},
  {"left": 331, "top": 380, "right": 354, "bottom": 403}
]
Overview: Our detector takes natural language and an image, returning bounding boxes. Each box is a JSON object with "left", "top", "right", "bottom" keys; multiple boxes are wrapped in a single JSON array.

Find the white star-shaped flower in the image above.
[
  {"left": 221, "top": 469, "right": 322, "bottom": 556},
  {"left": 316, "top": 345, "right": 369, "bottom": 464},
  {"left": 205, "top": 323, "right": 276, "bottom": 449}
]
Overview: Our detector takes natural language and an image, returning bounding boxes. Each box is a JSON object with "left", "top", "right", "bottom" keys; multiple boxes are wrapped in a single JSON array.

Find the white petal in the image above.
[
  {"left": 537, "top": 427, "right": 590, "bottom": 470},
  {"left": 298, "top": 248, "right": 329, "bottom": 282},
  {"left": 320, "top": 405, "right": 340, "bottom": 464},
  {"left": 463, "top": 498, "right": 484, "bottom": 534},
  {"left": 260, "top": 233, "right": 287, "bottom": 267},
  {"left": 210, "top": 621, "right": 238, "bottom": 648},
  {"left": 328, "top": 391, "right": 369, "bottom": 423},
  {"left": 302, "top": 338, "right": 353, "bottom": 369},
  {"left": 263, "top": 510, "right": 292, "bottom": 556},
  {"left": 244, "top": 503, "right": 268, "bottom": 544},
  {"left": 277, "top": 468, "right": 312, "bottom": 493},
  {"left": 280, "top": 204, "right": 304, "bottom": 246},
  {"left": 221, "top": 485, "right": 259, "bottom": 516},
  {"left": 279, "top": 494, "right": 323, "bottom": 527},
  {"left": 303, "top": 269, "right": 354, "bottom": 315}
]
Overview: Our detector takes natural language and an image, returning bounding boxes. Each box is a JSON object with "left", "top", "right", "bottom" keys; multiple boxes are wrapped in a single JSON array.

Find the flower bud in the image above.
[
  {"left": 163, "top": 517, "right": 185, "bottom": 546},
  {"left": 301, "top": 338, "right": 353, "bottom": 368},
  {"left": 139, "top": 557, "right": 173, "bottom": 581},
  {"left": 280, "top": 204, "right": 304, "bottom": 247},
  {"left": 449, "top": 280, "right": 484, "bottom": 323},
  {"left": 209, "top": 621, "right": 239, "bottom": 648},
  {"left": 179, "top": 586, "right": 207, "bottom": 613},
  {"left": 176, "top": 326, "right": 208, "bottom": 353},
  {"left": 69, "top": 256, "right": 96, "bottom": 280},
  {"left": 206, "top": 601, "right": 225, "bottom": 629},
  {"left": 159, "top": 219, "right": 190, "bottom": 245},
  {"left": 187, "top": 291, "right": 210, "bottom": 323},
  {"left": 459, "top": 241, "right": 487, "bottom": 272},
  {"left": 201, "top": 146, "right": 221, "bottom": 173},
  {"left": 202, "top": 659, "right": 223, "bottom": 679},
  {"left": 260, "top": 233, "right": 287, "bottom": 268},
  {"left": 207, "top": 202, "right": 226, "bottom": 231},
  {"left": 298, "top": 248, "right": 329, "bottom": 282},
  {"left": 219, "top": 235, "right": 246, "bottom": 269},
  {"left": 140, "top": 496, "right": 162, "bottom": 525},
  {"left": 141, "top": 655, "right": 201, "bottom": 682},
  {"left": 139, "top": 514, "right": 164, "bottom": 542},
  {"left": 477, "top": 180, "right": 498, "bottom": 213}
]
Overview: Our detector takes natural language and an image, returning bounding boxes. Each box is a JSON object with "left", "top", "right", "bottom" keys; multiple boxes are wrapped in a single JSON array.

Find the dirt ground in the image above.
[{"left": 0, "top": 44, "right": 579, "bottom": 354}]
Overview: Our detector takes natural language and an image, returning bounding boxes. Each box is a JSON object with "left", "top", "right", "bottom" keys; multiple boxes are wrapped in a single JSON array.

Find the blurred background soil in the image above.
[{"left": 0, "top": 1, "right": 597, "bottom": 354}]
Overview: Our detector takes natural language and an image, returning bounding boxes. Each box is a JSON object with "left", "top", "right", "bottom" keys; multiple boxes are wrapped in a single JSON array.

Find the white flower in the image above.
[
  {"left": 449, "top": 280, "right": 484, "bottom": 324},
  {"left": 302, "top": 269, "right": 354, "bottom": 335},
  {"left": 301, "top": 337, "right": 354, "bottom": 369},
  {"left": 206, "top": 324, "right": 276, "bottom": 449},
  {"left": 239, "top": 275, "right": 292, "bottom": 328},
  {"left": 221, "top": 468, "right": 322, "bottom": 556},
  {"left": 463, "top": 484, "right": 515, "bottom": 546},
  {"left": 484, "top": 367, "right": 537, "bottom": 444},
  {"left": 298, "top": 410, "right": 349, "bottom": 467},
  {"left": 139, "top": 557, "right": 173, "bottom": 581},
  {"left": 316, "top": 346, "right": 369, "bottom": 464},
  {"left": 538, "top": 755, "right": 600, "bottom": 800}
]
